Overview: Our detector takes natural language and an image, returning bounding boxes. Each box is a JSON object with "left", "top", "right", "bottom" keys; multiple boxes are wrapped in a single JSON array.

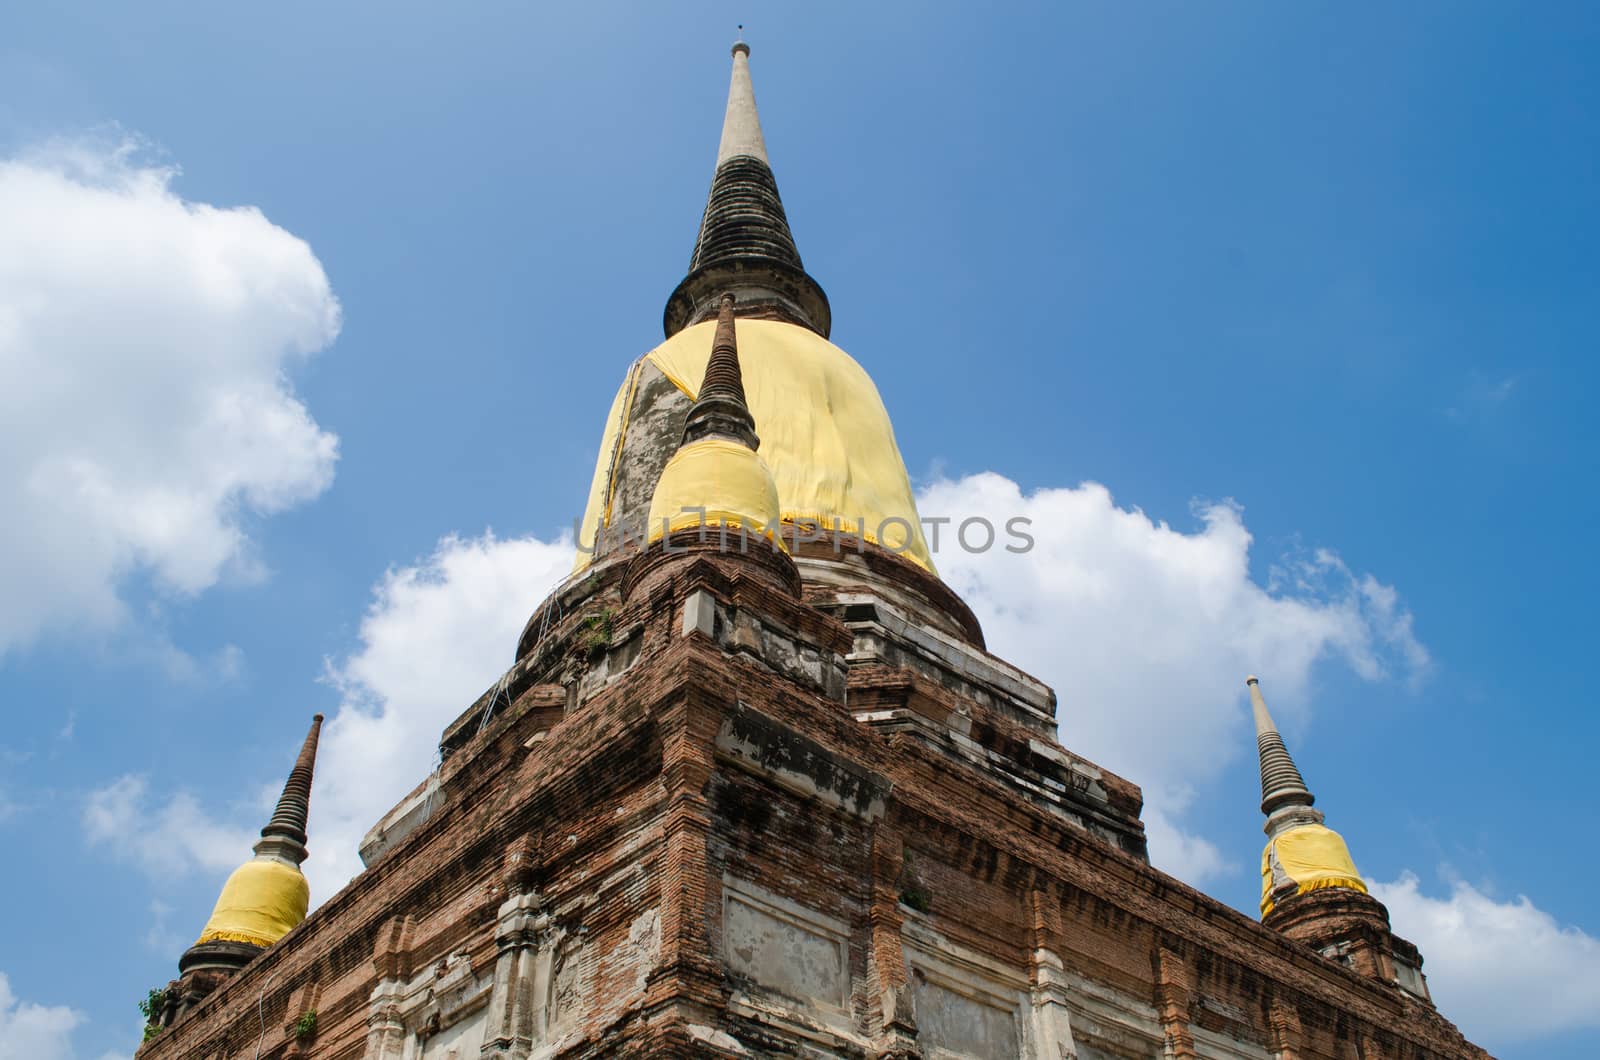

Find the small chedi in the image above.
[{"left": 142, "top": 41, "right": 1491, "bottom": 1060}]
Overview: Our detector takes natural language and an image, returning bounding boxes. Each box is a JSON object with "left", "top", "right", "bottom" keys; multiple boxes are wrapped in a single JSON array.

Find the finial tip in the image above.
[
  {"left": 1246, "top": 675, "right": 1259, "bottom": 686},
  {"left": 312, "top": 712, "right": 325, "bottom": 723}
]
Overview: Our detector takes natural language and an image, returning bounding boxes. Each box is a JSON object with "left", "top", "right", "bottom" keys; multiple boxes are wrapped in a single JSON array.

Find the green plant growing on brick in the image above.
[
  {"left": 294, "top": 1009, "right": 318, "bottom": 1040},
  {"left": 898, "top": 851, "right": 931, "bottom": 912},
  {"left": 139, "top": 987, "right": 169, "bottom": 1041},
  {"left": 899, "top": 885, "right": 932, "bottom": 913},
  {"left": 580, "top": 609, "right": 615, "bottom": 659}
]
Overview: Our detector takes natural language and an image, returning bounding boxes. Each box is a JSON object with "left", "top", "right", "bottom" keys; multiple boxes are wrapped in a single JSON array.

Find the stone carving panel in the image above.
[
  {"left": 1061, "top": 967, "right": 1166, "bottom": 1060},
  {"left": 477, "top": 891, "right": 594, "bottom": 1057},
  {"left": 1076, "top": 1045, "right": 1157, "bottom": 1060},
  {"left": 910, "top": 965, "right": 1023, "bottom": 1060},
  {"left": 722, "top": 877, "right": 849, "bottom": 1011},
  {"left": 418, "top": 1007, "right": 485, "bottom": 1060},
  {"left": 901, "top": 920, "right": 1039, "bottom": 1060},
  {"left": 548, "top": 935, "right": 587, "bottom": 1032},
  {"left": 361, "top": 951, "right": 490, "bottom": 1060}
]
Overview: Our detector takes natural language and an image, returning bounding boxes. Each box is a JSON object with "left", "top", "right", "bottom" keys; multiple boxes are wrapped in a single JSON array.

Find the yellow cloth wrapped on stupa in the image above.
[
  {"left": 194, "top": 858, "right": 310, "bottom": 948},
  {"left": 646, "top": 436, "right": 785, "bottom": 548},
  {"left": 576, "top": 318, "right": 932, "bottom": 571},
  {"left": 1260, "top": 823, "right": 1367, "bottom": 916}
]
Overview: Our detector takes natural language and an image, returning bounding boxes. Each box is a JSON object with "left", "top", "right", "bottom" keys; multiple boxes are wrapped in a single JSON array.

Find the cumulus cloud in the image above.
[
  {"left": 916, "top": 473, "right": 1429, "bottom": 881},
  {"left": 82, "top": 774, "right": 253, "bottom": 878},
  {"left": 1141, "top": 807, "right": 1227, "bottom": 886},
  {"left": 76, "top": 530, "right": 575, "bottom": 904},
  {"left": 1373, "top": 874, "right": 1600, "bottom": 1043},
  {"left": 0, "top": 973, "right": 81, "bottom": 1060},
  {"left": 307, "top": 531, "right": 575, "bottom": 900},
  {"left": 0, "top": 132, "right": 341, "bottom": 655}
]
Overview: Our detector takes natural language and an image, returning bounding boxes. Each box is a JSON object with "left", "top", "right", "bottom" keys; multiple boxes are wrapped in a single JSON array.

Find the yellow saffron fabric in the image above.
[
  {"left": 576, "top": 361, "right": 637, "bottom": 559},
  {"left": 1261, "top": 823, "right": 1368, "bottom": 916},
  {"left": 195, "top": 858, "right": 310, "bottom": 948},
  {"left": 646, "top": 437, "right": 785, "bottom": 549},
  {"left": 574, "top": 319, "right": 933, "bottom": 572}
]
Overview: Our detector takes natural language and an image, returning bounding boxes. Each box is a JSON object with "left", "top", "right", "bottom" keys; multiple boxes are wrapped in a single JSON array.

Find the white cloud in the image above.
[
  {"left": 0, "top": 973, "right": 81, "bottom": 1060},
  {"left": 915, "top": 473, "right": 1429, "bottom": 882},
  {"left": 1141, "top": 806, "right": 1226, "bottom": 885},
  {"left": 76, "top": 530, "right": 575, "bottom": 906},
  {"left": 1372, "top": 874, "right": 1600, "bottom": 1044},
  {"left": 82, "top": 774, "right": 253, "bottom": 878},
  {"left": 307, "top": 531, "right": 575, "bottom": 900},
  {"left": 0, "top": 132, "right": 340, "bottom": 655}
]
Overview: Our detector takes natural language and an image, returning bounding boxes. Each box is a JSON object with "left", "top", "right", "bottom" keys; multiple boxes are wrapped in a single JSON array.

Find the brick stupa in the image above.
[{"left": 143, "top": 41, "right": 1491, "bottom": 1060}]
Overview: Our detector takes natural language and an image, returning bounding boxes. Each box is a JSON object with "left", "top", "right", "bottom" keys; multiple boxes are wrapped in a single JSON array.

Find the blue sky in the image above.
[{"left": 1, "top": 3, "right": 1596, "bottom": 1057}]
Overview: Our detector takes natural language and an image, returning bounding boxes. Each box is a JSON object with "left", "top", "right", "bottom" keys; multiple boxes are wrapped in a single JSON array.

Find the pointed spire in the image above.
[
  {"left": 257, "top": 713, "right": 323, "bottom": 863},
  {"left": 682, "top": 293, "right": 760, "bottom": 449},
  {"left": 664, "top": 41, "right": 831, "bottom": 339},
  {"left": 1246, "top": 678, "right": 1388, "bottom": 969},
  {"left": 1246, "top": 677, "right": 1315, "bottom": 819},
  {"left": 179, "top": 715, "right": 320, "bottom": 983},
  {"left": 717, "top": 42, "right": 768, "bottom": 165}
]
